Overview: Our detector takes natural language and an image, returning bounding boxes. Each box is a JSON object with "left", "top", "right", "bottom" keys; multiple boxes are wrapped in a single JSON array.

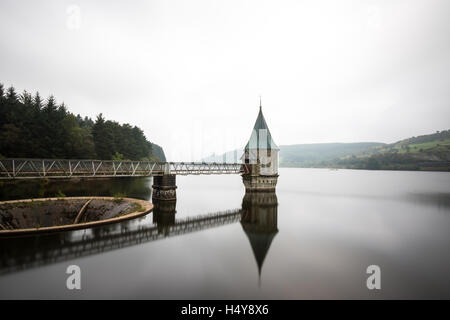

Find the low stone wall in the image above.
[{"left": 0, "top": 197, "right": 153, "bottom": 236}]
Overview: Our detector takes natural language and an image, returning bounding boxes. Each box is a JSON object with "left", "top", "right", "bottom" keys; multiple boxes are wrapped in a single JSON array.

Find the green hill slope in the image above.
[
  {"left": 279, "top": 142, "right": 384, "bottom": 167},
  {"left": 331, "top": 130, "right": 450, "bottom": 171}
]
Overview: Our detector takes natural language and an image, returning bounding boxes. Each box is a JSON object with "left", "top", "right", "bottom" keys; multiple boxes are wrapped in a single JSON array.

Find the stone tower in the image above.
[{"left": 241, "top": 102, "right": 279, "bottom": 191}]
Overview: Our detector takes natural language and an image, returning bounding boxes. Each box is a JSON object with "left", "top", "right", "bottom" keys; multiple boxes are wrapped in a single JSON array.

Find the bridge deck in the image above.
[{"left": 0, "top": 159, "right": 244, "bottom": 180}]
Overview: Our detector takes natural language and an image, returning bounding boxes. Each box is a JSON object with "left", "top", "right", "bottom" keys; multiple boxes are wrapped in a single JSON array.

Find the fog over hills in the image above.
[{"left": 201, "top": 142, "right": 383, "bottom": 165}]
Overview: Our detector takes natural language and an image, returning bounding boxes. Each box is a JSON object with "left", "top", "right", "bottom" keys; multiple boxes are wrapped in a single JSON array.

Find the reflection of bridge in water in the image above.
[
  {"left": 0, "top": 208, "right": 241, "bottom": 275},
  {"left": 1, "top": 192, "right": 279, "bottom": 280}
]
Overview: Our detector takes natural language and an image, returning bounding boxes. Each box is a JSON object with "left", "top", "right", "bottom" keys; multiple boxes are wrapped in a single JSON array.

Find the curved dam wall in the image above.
[{"left": 0, "top": 197, "right": 153, "bottom": 235}]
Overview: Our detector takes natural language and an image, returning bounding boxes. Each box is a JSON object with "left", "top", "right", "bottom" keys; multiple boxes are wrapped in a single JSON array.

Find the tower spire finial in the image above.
[{"left": 259, "top": 95, "right": 262, "bottom": 110}]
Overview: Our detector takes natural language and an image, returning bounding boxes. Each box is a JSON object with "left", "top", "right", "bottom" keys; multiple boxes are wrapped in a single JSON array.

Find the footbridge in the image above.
[
  {"left": 0, "top": 158, "right": 249, "bottom": 201},
  {"left": 0, "top": 158, "right": 244, "bottom": 179}
]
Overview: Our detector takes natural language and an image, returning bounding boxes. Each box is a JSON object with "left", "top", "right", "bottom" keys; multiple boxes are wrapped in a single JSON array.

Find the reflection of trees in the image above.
[
  {"left": 0, "top": 177, "right": 152, "bottom": 202},
  {"left": 240, "top": 191, "right": 278, "bottom": 283}
]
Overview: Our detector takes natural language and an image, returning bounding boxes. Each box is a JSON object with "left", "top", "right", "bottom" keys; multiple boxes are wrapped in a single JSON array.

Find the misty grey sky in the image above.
[{"left": 1, "top": 0, "right": 449, "bottom": 161}]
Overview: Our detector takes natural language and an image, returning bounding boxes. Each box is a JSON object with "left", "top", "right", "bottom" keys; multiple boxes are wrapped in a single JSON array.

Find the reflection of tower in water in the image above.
[
  {"left": 240, "top": 191, "right": 278, "bottom": 285},
  {"left": 151, "top": 187, "right": 278, "bottom": 285}
]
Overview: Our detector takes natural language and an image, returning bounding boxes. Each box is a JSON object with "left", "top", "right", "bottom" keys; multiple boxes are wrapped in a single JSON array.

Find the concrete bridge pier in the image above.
[{"left": 152, "top": 174, "right": 177, "bottom": 201}]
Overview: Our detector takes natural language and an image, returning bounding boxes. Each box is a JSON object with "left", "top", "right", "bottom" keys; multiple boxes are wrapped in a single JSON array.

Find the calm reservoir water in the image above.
[{"left": 1, "top": 168, "right": 450, "bottom": 299}]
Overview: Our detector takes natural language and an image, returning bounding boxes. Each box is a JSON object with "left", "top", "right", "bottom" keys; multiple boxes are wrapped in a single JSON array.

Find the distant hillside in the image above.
[
  {"left": 202, "top": 150, "right": 242, "bottom": 163},
  {"left": 279, "top": 142, "right": 384, "bottom": 167},
  {"left": 201, "top": 130, "right": 450, "bottom": 171},
  {"left": 201, "top": 143, "right": 383, "bottom": 165},
  {"left": 151, "top": 144, "right": 166, "bottom": 162},
  {"left": 331, "top": 130, "right": 450, "bottom": 171}
]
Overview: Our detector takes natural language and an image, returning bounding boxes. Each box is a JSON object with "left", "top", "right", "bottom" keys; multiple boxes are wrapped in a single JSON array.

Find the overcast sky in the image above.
[{"left": 1, "top": 0, "right": 449, "bottom": 161}]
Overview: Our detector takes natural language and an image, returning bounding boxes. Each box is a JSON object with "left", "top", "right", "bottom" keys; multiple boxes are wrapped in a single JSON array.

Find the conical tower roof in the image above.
[{"left": 244, "top": 105, "right": 279, "bottom": 151}]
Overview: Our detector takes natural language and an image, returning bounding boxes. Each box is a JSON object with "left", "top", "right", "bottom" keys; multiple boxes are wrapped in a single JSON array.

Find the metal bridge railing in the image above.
[{"left": 0, "top": 158, "right": 244, "bottom": 179}]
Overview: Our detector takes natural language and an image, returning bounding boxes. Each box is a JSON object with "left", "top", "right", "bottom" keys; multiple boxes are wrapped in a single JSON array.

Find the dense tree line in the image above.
[
  {"left": 0, "top": 83, "right": 165, "bottom": 161},
  {"left": 332, "top": 153, "right": 419, "bottom": 170},
  {"left": 400, "top": 129, "right": 450, "bottom": 145},
  {"left": 315, "top": 151, "right": 449, "bottom": 171}
]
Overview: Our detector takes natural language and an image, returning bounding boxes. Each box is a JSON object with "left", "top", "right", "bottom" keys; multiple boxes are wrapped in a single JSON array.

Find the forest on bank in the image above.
[{"left": 0, "top": 83, "right": 165, "bottom": 161}]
